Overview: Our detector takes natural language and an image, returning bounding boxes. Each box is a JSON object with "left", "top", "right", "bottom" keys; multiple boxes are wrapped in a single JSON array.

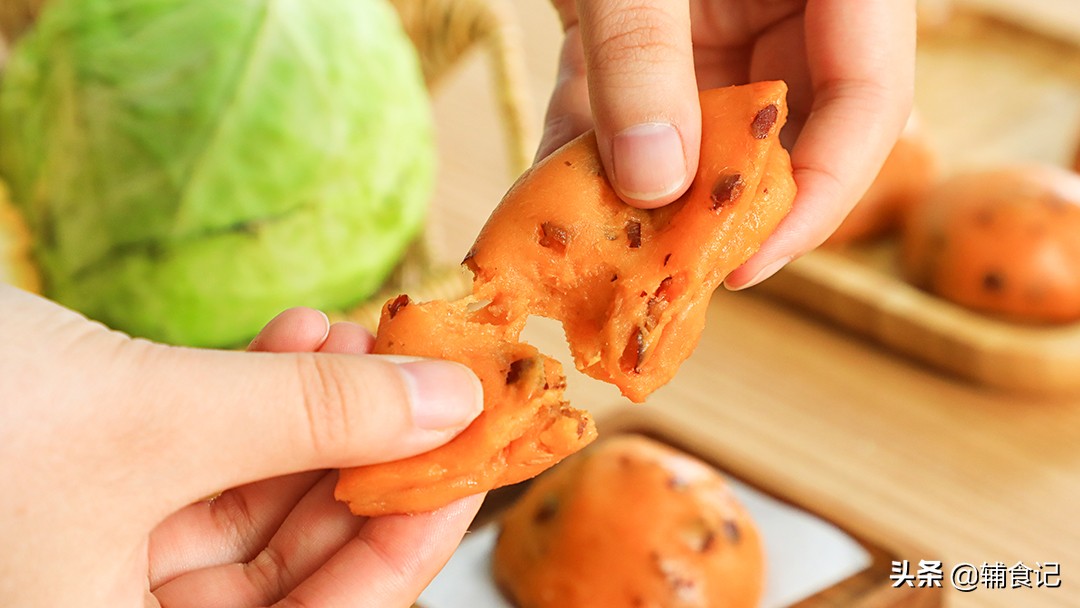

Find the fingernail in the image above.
[
  {"left": 315, "top": 310, "right": 331, "bottom": 342},
  {"left": 398, "top": 360, "right": 484, "bottom": 431},
  {"left": 612, "top": 122, "right": 687, "bottom": 202},
  {"left": 725, "top": 256, "right": 792, "bottom": 291}
]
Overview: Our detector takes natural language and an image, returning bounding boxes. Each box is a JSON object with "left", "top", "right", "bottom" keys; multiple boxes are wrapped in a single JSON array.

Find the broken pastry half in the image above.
[{"left": 335, "top": 81, "right": 796, "bottom": 516}]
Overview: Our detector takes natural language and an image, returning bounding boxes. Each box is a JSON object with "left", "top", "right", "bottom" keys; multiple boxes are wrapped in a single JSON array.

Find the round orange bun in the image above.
[
  {"left": 901, "top": 164, "right": 1080, "bottom": 323},
  {"left": 493, "top": 435, "right": 764, "bottom": 608}
]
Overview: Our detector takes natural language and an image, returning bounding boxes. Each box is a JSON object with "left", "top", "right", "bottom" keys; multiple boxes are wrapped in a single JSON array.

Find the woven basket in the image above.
[{"left": 0, "top": 0, "right": 535, "bottom": 334}]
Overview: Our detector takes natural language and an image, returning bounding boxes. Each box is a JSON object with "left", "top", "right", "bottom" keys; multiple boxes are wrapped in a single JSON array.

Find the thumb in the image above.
[
  {"left": 576, "top": 0, "right": 700, "bottom": 207},
  {"left": 118, "top": 341, "right": 483, "bottom": 503}
]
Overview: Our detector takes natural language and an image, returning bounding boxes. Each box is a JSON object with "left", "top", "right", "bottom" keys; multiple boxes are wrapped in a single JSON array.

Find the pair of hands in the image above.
[{"left": 0, "top": 1, "right": 915, "bottom": 606}]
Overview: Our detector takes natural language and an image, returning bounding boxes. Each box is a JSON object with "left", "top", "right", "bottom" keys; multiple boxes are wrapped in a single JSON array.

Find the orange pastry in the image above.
[
  {"left": 494, "top": 435, "right": 764, "bottom": 608},
  {"left": 335, "top": 82, "right": 796, "bottom": 516},
  {"left": 901, "top": 164, "right": 1080, "bottom": 323}
]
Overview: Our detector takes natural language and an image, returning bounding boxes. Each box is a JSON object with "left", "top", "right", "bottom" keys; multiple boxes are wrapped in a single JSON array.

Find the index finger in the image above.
[{"left": 725, "top": 0, "right": 916, "bottom": 289}]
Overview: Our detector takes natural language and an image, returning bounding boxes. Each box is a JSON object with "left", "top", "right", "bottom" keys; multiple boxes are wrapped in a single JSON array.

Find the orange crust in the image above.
[
  {"left": 493, "top": 435, "right": 764, "bottom": 608},
  {"left": 901, "top": 165, "right": 1080, "bottom": 323},
  {"left": 335, "top": 82, "right": 796, "bottom": 516}
]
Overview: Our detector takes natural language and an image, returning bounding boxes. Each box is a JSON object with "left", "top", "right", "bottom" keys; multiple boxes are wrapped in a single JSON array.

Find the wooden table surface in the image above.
[{"left": 423, "top": 2, "right": 1080, "bottom": 607}]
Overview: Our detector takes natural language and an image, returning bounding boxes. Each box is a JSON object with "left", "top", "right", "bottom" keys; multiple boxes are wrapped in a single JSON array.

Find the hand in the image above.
[
  {"left": 0, "top": 285, "right": 483, "bottom": 607},
  {"left": 540, "top": 0, "right": 916, "bottom": 288}
]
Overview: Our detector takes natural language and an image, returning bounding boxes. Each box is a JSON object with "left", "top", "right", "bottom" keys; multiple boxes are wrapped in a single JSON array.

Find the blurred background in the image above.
[{"left": 2, "top": 1, "right": 1079, "bottom": 607}]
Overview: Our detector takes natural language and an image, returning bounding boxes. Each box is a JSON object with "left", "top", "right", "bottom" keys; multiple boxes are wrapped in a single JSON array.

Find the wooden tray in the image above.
[
  {"left": 755, "top": 6, "right": 1080, "bottom": 396},
  {"left": 425, "top": 408, "right": 943, "bottom": 608}
]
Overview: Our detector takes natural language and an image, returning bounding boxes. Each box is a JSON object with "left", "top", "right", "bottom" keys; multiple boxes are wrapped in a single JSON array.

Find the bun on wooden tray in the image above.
[{"left": 901, "top": 164, "right": 1080, "bottom": 323}]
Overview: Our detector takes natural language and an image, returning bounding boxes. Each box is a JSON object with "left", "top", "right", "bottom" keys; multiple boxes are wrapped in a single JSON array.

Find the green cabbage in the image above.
[{"left": 0, "top": 0, "right": 434, "bottom": 346}]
